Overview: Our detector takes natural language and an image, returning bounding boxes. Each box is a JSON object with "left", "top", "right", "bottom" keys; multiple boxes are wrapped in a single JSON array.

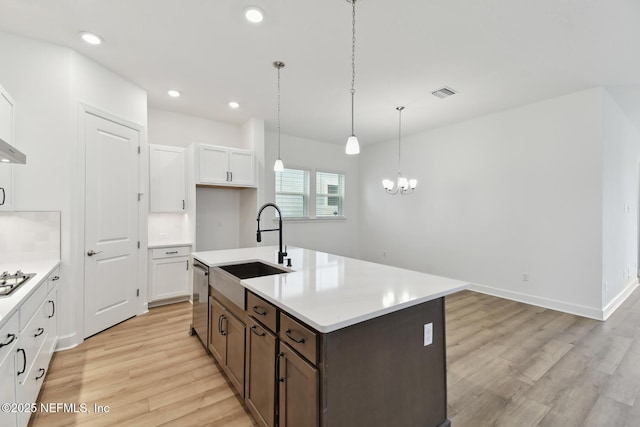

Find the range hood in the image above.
[{"left": 0, "top": 136, "right": 26, "bottom": 164}]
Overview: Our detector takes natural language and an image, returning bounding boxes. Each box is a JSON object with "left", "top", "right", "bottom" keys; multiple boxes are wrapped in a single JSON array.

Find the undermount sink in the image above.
[
  {"left": 212, "top": 261, "right": 288, "bottom": 310},
  {"left": 218, "top": 261, "right": 288, "bottom": 280}
]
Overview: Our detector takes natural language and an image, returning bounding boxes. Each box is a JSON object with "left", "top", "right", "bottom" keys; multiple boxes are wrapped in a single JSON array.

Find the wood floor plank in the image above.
[{"left": 32, "top": 288, "right": 640, "bottom": 427}]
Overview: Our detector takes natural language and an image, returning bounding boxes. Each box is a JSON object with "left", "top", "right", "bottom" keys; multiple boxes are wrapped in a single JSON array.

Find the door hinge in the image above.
[
  {"left": 137, "top": 241, "right": 140, "bottom": 249},
  {"left": 138, "top": 193, "right": 142, "bottom": 201},
  {"left": 136, "top": 289, "right": 140, "bottom": 297},
  {"left": 138, "top": 146, "right": 141, "bottom": 154}
]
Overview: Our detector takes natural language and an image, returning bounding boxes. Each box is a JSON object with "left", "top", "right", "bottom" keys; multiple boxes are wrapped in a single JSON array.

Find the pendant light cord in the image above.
[
  {"left": 350, "top": 0, "right": 356, "bottom": 136},
  {"left": 398, "top": 107, "right": 402, "bottom": 173},
  {"left": 277, "top": 64, "right": 281, "bottom": 159}
]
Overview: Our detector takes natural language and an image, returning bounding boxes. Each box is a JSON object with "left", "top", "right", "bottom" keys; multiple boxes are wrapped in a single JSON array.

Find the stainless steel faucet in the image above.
[{"left": 256, "top": 203, "right": 287, "bottom": 264}]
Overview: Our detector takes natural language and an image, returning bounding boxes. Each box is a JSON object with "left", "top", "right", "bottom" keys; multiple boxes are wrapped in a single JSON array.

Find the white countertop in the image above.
[
  {"left": 192, "top": 246, "right": 467, "bottom": 333},
  {"left": 148, "top": 241, "right": 192, "bottom": 249},
  {"left": 0, "top": 260, "right": 60, "bottom": 329}
]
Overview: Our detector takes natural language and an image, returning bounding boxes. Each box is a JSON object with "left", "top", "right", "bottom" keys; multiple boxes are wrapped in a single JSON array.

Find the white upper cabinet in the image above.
[
  {"left": 0, "top": 84, "right": 15, "bottom": 211},
  {"left": 197, "top": 144, "right": 255, "bottom": 187},
  {"left": 149, "top": 145, "right": 186, "bottom": 212}
]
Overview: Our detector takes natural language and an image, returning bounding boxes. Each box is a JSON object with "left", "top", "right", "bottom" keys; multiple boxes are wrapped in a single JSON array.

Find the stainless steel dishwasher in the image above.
[{"left": 191, "top": 259, "right": 209, "bottom": 348}]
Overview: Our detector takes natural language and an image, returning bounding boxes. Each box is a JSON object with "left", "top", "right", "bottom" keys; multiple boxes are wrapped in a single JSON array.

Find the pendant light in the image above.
[
  {"left": 383, "top": 106, "right": 417, "bottom": 195},
  {"left": 273, "top": 61, "right": 285, "bottom": 172},
  {"left": 345, "top": 0, "right": 360, "bottom": 155}
]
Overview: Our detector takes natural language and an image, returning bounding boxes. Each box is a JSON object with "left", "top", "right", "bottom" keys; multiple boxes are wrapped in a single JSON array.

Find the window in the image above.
[
  {"left": 316, "top": 171, "right": 345, "bottom": 217},
  {"left": 275, "top": 168, "right": 309, "bottom": 218},
  {"left": 275, "top": 168, "right": 346, "bottom": 219}
]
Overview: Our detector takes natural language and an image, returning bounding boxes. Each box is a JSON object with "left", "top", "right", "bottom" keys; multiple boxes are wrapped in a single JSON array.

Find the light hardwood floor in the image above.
[{"left": 32, "top": 288, "right": 640, "bottom": 426}]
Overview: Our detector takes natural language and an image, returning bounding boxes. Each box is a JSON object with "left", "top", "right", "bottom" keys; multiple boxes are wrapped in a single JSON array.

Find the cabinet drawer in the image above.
[
  {"left": 0, "top": 312, "right": 18, "bottom": 366},
  {"left": 279, "top": 313, "right": 317, "bottom": 365},
  {"left": 19, "top": 281, "right": 47, "bottom": 331},
  {"left": 247, "top": 292, "right": 278, "bottom": 333},
  {"left": 152, "top": 246, "right": 190, "bottom": 259}
]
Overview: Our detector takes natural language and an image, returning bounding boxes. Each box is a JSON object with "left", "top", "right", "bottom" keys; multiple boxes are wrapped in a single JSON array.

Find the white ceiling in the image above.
[{"left": 1, "top": 0, "right": 640, "bottom": 145}]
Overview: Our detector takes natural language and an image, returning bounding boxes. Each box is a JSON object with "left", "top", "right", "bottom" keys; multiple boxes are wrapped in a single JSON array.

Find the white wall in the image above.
[
  {"left": 148, "top": 108, "right": 242, "bottom": 148},
  {"left": 602, "top": 90, "right": 640, "bottom": 314},
  {"left": 0, "top": 32, "right": 147, "bottom": 348},
  {"left": 359, "top": 88, "right": 606, "bottom": 318},
  {"left": 262, "top": 131, "right": 360, "bottom": 258}
]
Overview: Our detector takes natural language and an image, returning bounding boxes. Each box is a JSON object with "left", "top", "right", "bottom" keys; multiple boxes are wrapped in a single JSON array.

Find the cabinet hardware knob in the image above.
[
  {"left": 165, "top": 251, "right": 178, "bottom": 255},
  {"left": 0, "top": 333, "right": 16, "bottom": 348},
  {"left": 48, "top": 300, "right": 56, "bottom": 318},
  {"left": 285, "top": 329, "right": 305, "bottom": 344},
  {"left": 0, "top": 188, "right": 5, "bottom": 205},
  {"left": 51, "top": 275, "right": 60, "bottom": 281},
  {"left": 34, "top": 327, "right": 45, "bottom": 337},
  {"left": 252, "top": 306, "right": 267, "bottom": 316},
  {"left": 17, "top": 348, "right": 26, "bottom": 375},
  {"left": 250, "top": 325, "right": 265, "bottom": 337},
  {"left": 35, "top": 368, "right": 46, "bottom": 380}
]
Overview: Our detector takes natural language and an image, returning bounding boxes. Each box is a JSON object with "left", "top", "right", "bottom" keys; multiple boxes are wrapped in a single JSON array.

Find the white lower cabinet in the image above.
[
  {"left": 0, "top": 313, "right": 19, "bottom": 427},
  {"left": 149, "top": 246, "right": 190, "bottom": 302},
  {"left": 9, "top": 267, "right": 60, "bottom": 427}
]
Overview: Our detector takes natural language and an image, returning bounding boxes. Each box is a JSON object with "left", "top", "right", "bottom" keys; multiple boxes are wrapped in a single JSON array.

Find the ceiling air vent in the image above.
[{"left": 431, "top": 86, "right": 457, "bottom": 99}]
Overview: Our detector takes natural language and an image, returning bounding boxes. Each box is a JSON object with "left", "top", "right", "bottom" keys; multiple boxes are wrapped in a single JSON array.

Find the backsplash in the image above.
[
  {"left": 148, "top": 212, "right": 190, "bottom": 243},
  {"left": 0, "top": 211, "right": 61, "bottom": 263}
]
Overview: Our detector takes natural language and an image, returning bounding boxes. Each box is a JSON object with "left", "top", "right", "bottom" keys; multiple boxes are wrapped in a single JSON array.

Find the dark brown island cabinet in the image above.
[{"left": 206, "top": 284, "right": 449, "bottom": 427}]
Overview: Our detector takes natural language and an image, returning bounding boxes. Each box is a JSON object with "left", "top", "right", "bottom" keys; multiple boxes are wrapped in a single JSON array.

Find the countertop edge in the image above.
[{"left": 0, "top": 260, "right": 61, "bottom": 329}]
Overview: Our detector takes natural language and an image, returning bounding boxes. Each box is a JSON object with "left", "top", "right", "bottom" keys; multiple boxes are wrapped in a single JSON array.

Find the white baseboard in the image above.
[
  {"left": 468, "top": 283, "right": 605, "bottom": 320},
  {"left": 603, "top": 278, "right": 639, "bottom": 320},
  {"left": 55, "top": 332, "right": 81, "bottom": 351}
]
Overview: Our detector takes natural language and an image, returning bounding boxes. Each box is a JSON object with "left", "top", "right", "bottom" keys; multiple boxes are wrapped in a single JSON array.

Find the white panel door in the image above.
[
  {"left": 198, "top": 145, "right": 229, "bottom": 184},
  {"left": 228, "top": 149, "right": 255, "bottom": 186},
  {"left": 84, "top": 112, "right": 140, "bottom": 338}
]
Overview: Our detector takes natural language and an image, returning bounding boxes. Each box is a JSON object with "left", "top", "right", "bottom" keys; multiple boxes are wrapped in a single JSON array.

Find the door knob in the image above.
[{"left": 87, "top": 250, "right": 102, "bottom": 256}]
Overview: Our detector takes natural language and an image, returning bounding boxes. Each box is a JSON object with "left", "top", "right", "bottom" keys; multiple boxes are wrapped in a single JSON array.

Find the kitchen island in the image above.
[{"left": 192, "top": 246, "right": 467, "bottom": 427}]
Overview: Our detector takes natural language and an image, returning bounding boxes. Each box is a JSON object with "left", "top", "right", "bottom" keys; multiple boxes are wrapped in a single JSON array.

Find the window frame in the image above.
[
  {"left": 275, "top": 166, "right": 311, "bottom": 219},
  {"left": 315, "top": 169, "right": 346, "bottom": 218}
]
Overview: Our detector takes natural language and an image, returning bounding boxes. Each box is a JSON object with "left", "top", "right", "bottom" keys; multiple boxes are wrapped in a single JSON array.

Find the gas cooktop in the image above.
[{"left": 0, "top": 271, "right": 36, "bottom": 297}]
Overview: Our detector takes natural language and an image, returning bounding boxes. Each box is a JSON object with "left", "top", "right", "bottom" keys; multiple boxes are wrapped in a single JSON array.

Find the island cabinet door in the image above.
[
  {"left": 278, "top": 342, "right": 319, "bottom": 427},
  {"left": 246, "top": 317, "right": 277, "bottom": 427},
  {"left": 223, "top": 311, "right": 246, "bottom": 397},
  {"left": 208, "top": 298, "right": 226, "bottom": 365}
]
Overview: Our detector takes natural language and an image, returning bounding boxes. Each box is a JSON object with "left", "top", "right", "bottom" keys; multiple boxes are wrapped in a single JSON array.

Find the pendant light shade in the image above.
[
  {"left": 345, "top": 0, "right": 360, "bottom": 155},
  {"left": 383, "top": 106, "right": 417, "bottom": 195},
  {"left": 273, "top": 61, "right": 285, "bottom": 172},
  {"left": 346, "top": 135, "right": 360, "bottom": 155}
]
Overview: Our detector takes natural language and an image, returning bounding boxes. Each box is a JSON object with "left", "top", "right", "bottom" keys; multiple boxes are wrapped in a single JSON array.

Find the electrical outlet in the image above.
[
  {"left": 383, "top": 251, "right": 387, "bottom": 257},
  {"left": 604, "top": 282, "right": 608, "bottom": 293},
  {"left": 424, "top": 323, "right": 433, "bottom": 346},
  {"left": 522, "top": 272, "right": 529, "bottom": 282}
]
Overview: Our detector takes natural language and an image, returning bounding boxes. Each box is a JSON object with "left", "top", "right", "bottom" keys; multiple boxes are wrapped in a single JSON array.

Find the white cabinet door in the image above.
[
  {"left": 0, "top": 85, "right": 15, "bottom": 212},
  {"left": 151, "top": 256, "right": 190, "bottom": 301},
  {"left": 199, "top": 145, "right": 229, "bottom": 184},
  {"left": 0, "top": 351, "right": 17, "bottom": 427},
  {"left": 149, "top": 145, "right": 186, "bottom": 212},
  {"left": 228, "top": 149, "right": 255, "bottom": 186},
  {"left": 197, "top": 144, "right": 256, "bottom": 187},
  {"left": 0, "top": 312, "right": 18, "bottom": 427}
]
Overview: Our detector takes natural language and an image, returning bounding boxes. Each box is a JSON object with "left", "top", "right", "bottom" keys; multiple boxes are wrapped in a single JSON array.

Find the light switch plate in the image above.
[{"left": 424, "top": 323, "right": 433, "bottom": 346}]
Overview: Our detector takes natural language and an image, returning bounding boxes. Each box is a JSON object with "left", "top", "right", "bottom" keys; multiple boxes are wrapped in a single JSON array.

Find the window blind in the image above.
[
  {"left": 275, "top": 168, "right": 309, "bottom": 217},
  {"left": 316, "top": 171, "right": 345, "bottom": 217}
]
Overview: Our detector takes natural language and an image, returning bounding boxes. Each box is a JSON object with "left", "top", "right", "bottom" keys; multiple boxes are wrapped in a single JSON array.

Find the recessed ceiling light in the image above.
[
  {"left": 244, "top": 7, "right": 264, "bottom": 23},
  {"left": 0, "top": 159, "right": 9, "bottom": 163},
  {"left": 80, "top": 31, "right": 103, "bottom": 45},
  {"left": 167, "top": 90, "right": 181, "bottom": 98},
  {"left": 228, "top": 101, "right": 240, "bottom": 109}
]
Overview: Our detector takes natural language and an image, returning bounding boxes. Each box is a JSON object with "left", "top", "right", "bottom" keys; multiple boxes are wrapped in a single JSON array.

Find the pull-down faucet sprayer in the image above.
[{"left": 256, "top": 203, "right": 287, "bottom": 264}]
